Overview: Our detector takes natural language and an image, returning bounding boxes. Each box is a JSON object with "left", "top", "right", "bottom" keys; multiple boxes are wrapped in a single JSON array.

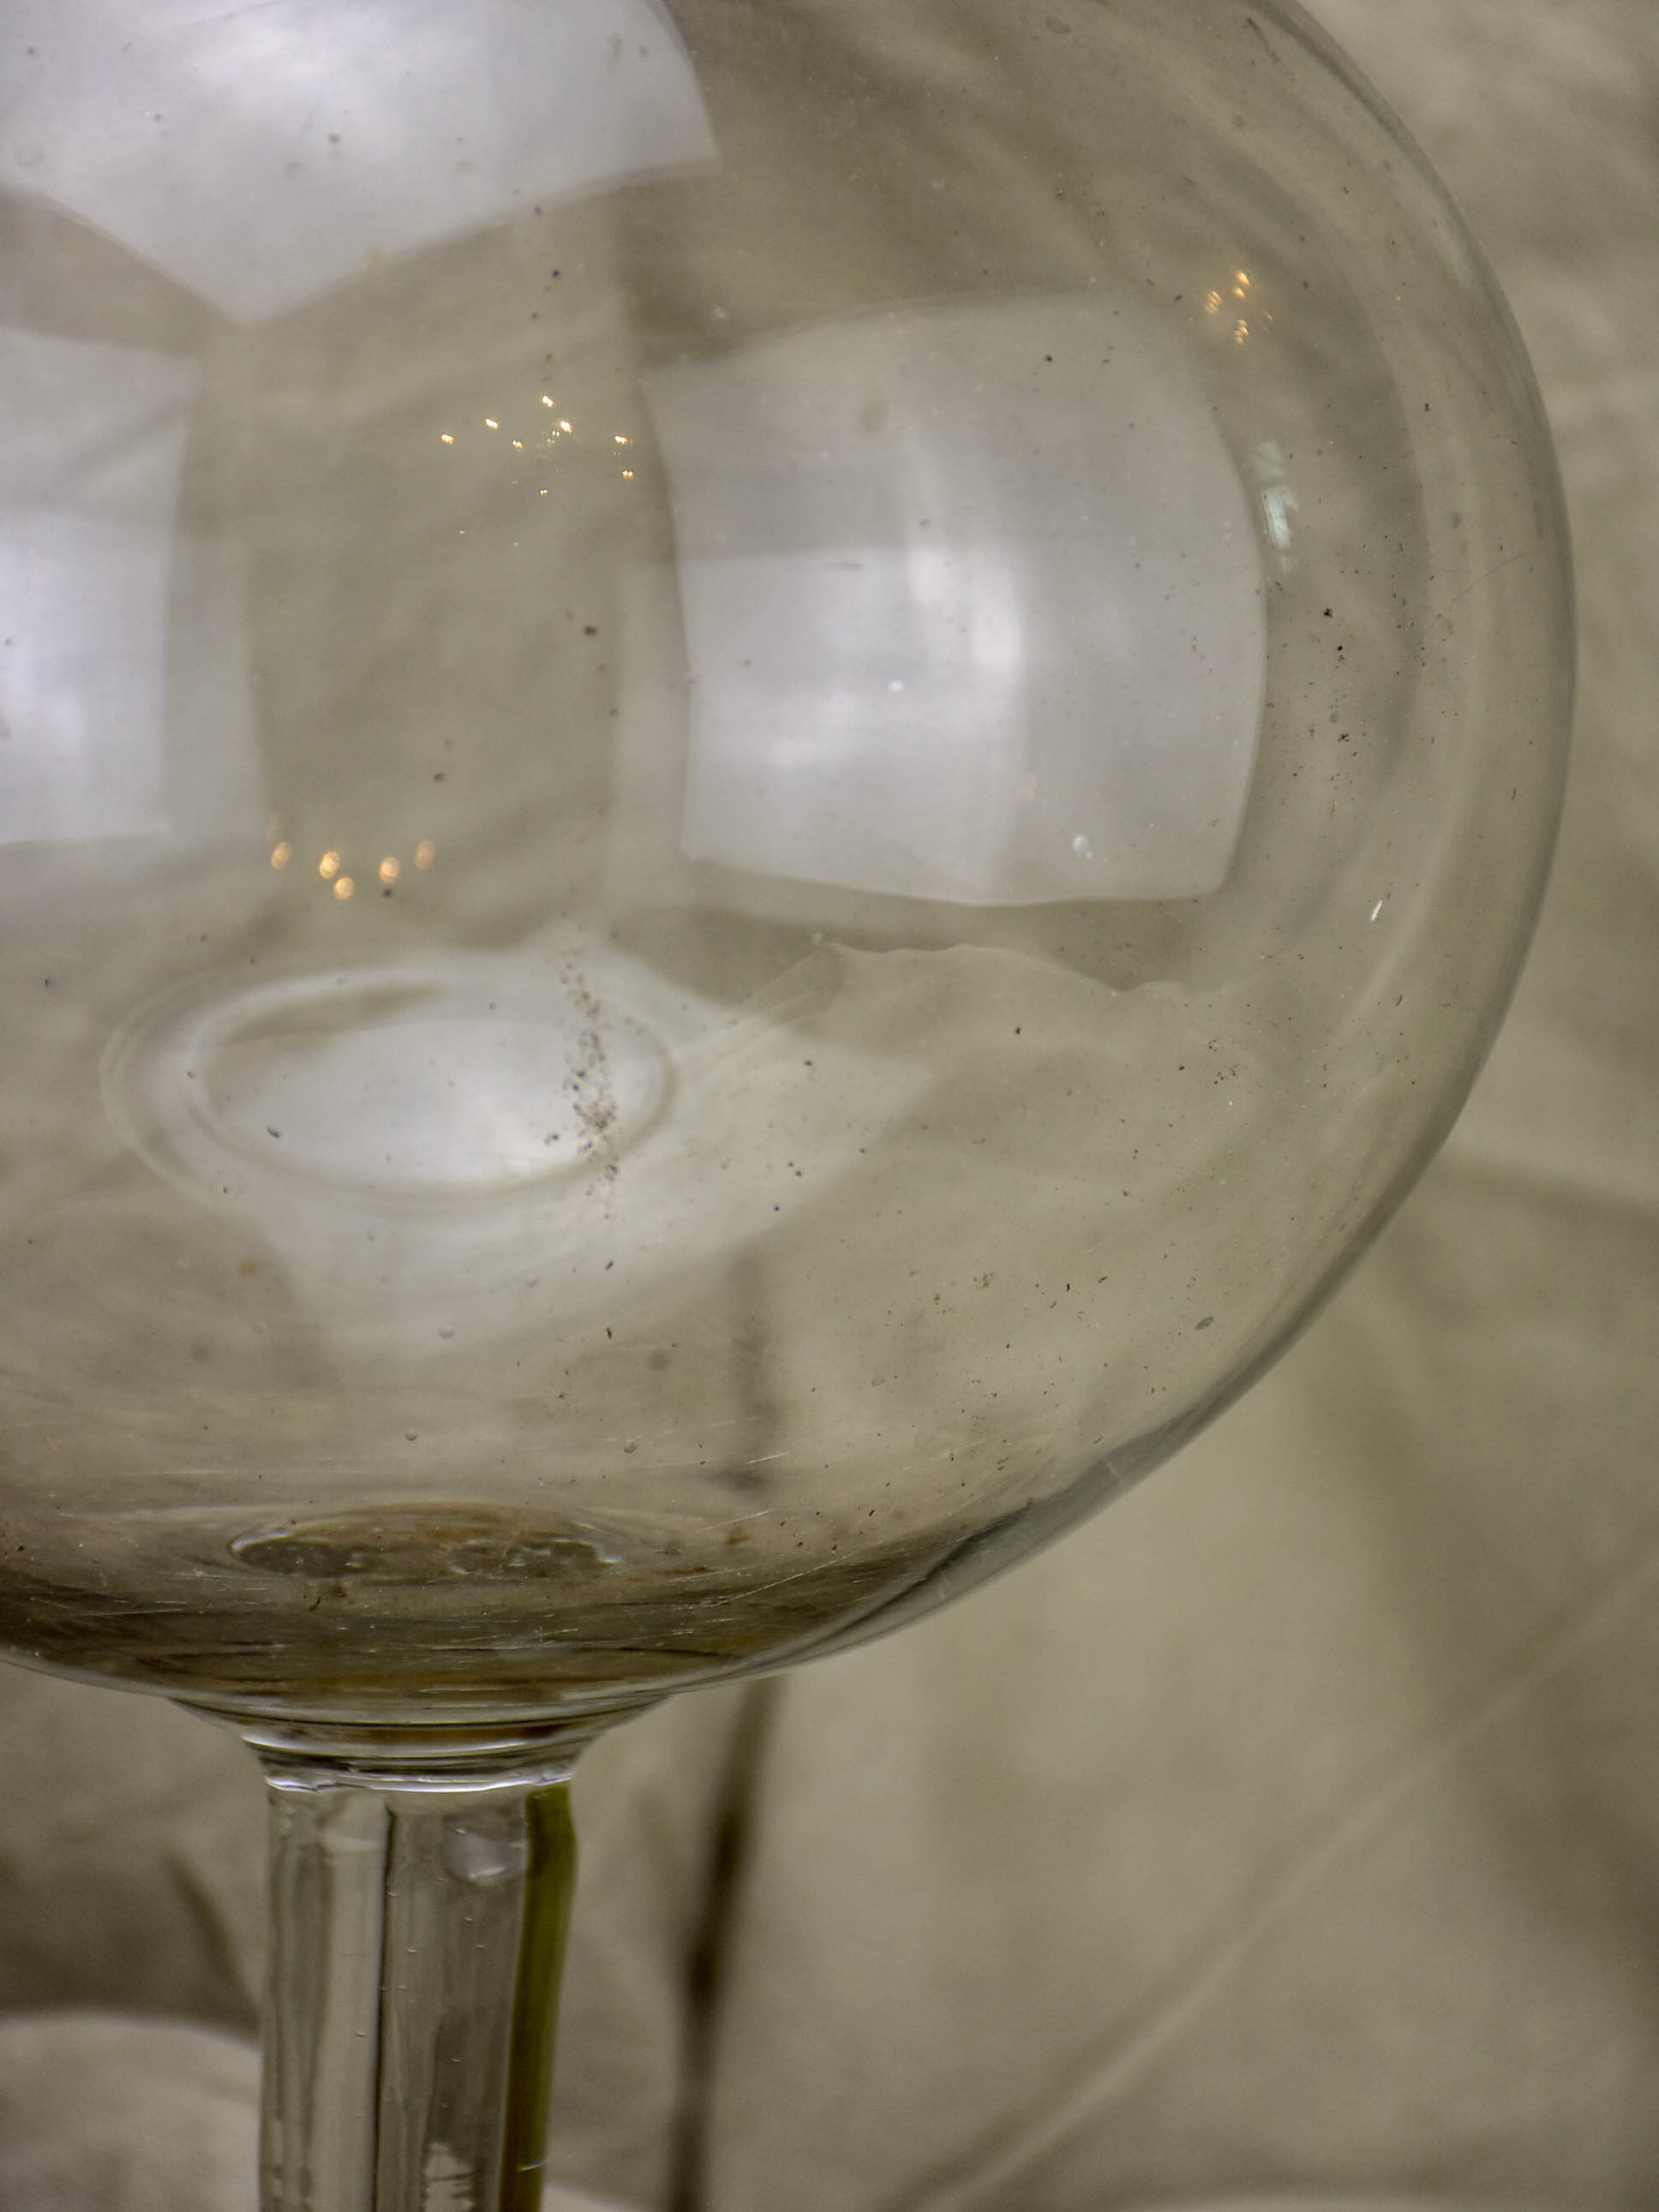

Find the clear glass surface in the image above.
[{"left": 0, "top": 0, "right": 1572, "bottom": 1735}]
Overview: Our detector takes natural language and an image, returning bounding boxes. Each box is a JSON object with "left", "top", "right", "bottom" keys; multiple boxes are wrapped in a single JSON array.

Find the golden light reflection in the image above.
[
  {"left": 1206, "top": 290, "right": 1223, "bottom": 314},
  {"left": 1234, "top": 320, "right": 1249, "bottom": 344},
  {"left": 319, "top": 850, "right": 341, "bottom": 880},
  {"left": 621, "top": 469, "right": 634, "bottom": 480},
  {"left": 379, "top": 855, "right": 401, "bottom": 883},
  {"left": 559, "top": 420, "right": 572, "bottom": 434},
  {"left": 614, "top": 433, "right": 630, "bottom": 446},
  {"left": 270, "top": 841, "right": 292, "bottom": 869},
  {"left": 332, "top": 876, "right": 355, "bottom": 900},
  {"left": 1234, "top": 271, "right": 1252, "bottom": 298},
  {"left": 542, "top": 395, "right": 554, "bottom": 407},
  {"left": 414, "top": 840, "right": 436, "bottom": 870},
  {"left": 484, "top": 417, "right": 499, "bottom": 429},
  {"left": 440, "top": 433, "right": 455, "bottom": 445}
]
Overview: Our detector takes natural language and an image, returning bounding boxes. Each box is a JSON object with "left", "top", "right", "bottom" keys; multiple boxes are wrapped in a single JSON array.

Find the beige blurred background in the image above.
[{"left": 2, "top": 2, "right": 1656, "bottom": 2206}]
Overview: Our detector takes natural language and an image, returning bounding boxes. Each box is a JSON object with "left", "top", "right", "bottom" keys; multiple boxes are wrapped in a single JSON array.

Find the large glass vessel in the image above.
[{"left": 0, "top": 1, "right": 1572, "bottom": 2203}]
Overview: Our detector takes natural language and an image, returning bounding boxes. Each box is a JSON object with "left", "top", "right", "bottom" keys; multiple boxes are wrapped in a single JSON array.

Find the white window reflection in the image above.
[
  {"left": 1, "top": 330, "right": 176, "bottom": 845},
  {"left": 0, "top": 513, "right": 173, "bottom": 842},
  {"left": 7, "top": 0, "right": 716, "bottom": 322},
  {"left": 0, "top": 327, "right": 260, "bottom": 848},
  {"left": 639, "top": 292, "right": 1266, "bottom": 909},
  {"left": 676, "top": 546, "right": 1033, "bottom": 905}
]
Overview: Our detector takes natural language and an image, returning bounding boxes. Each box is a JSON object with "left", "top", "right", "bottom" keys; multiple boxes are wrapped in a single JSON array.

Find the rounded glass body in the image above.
[{"left": 0, "top": 0, "right": 1570, "bottom": 1725}]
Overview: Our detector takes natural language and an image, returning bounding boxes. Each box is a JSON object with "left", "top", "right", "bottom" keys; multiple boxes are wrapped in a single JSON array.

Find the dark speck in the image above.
[
  {"left": 267, "top": 1127, "right": 282, "bottom": 1139},
  {"left": 584, "top": 624, "right": 599, "bottom": 636}
]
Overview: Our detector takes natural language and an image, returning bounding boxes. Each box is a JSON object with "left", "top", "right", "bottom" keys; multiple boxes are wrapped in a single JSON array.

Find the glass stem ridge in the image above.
[{"left": 255, "top": 1745, "right": 578, "bottom": 2212}]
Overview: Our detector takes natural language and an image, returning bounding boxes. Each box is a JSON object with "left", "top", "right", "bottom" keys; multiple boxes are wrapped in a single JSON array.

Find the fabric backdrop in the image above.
[{"left": 1, "top": 3, "right": 1655, "bottom": 2207}]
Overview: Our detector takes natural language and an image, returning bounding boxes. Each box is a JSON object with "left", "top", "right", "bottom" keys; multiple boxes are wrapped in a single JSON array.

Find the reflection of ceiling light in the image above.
[
  {"left": 415, "top": 842, "right": 436, "bottom": 870},
  {"left": 333, "top": 876, "right": 355, "bottom": 900},
  {"left": 271, "top": 842, "right": 292, "bottom": 869},
  {"left": 380, "top": 856, "right": 401, "bottom": 883},
  {"left": 319, "top": 851, "right": 341, "bottom": 880}
]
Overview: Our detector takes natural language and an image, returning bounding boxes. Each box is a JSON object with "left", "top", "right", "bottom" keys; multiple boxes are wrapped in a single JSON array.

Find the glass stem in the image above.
[{"left": 250, "top": 1732, "right": 584, "bottom": 2212}]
